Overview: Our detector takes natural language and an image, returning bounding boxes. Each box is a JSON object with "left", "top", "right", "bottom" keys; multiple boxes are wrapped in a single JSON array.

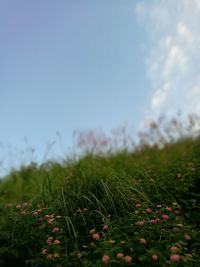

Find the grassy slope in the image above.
[{"left": 0, "top": 137, "right": 200, "bottom": 266}]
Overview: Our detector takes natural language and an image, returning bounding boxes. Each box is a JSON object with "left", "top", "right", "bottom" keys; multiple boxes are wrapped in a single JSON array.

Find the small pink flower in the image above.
[
  {"left": 170, "top": 246, "right": 178, "bottom": 251},
  {"left": 102, "top": 225, "right": 109, "bottom": 230},
  {"left": 145, "top": 208, "right": 152, "bottom": 213},
  {"left": 46, "top": 254, "right": 53, "bottom": 260},
  {"left": 92, "top": 233, "right": 100, "bottom": 240},
  {"left": 119, "top": 240, "right": 126, "bottom": 246},
  {"left": 116, "top": 253, "right": 124, "bottom": 259},
  {"left": 152, "top": 254, "right": 158, "bottom": 261},
  {"left": 16, "top": 204, "right": 22, "bottom": 209},
  {"left": 124, "top": 255, "right": 132, "bottom": 264},
  {"left": 150, "top": 219, "right": 157, "bottom": 224},
  {"left": 184, "top": 234, "right": 191, "bottom": 241},
  {"left": 139, "top": 238, "right": 147, "bottom": 245},
  {"left": 41, "top": 248, "right": 48, "bottom": 255},
  {"left": 47, "top": 219, "right": 55, "bottom": 224},
  {"left": 165, "top": 207, "right": 172, "bottom": 211},
  {"left": 170, "top": 254, "right": 180, "bottom": 262},
  {"left": 53, "top": 239, "right": 61, "bottom": 245},
  {"left": 37, "top": 217, "right": 43, "bottom": 222},
  {"left": 53, "top": 252, "right": 59, "bottom": 258},
  {"left": 52, "top": 227, "right": 60, "bottom": 233},
  {"left": 32, "top": 211, "right": 39, "bottom": 217},
  {"left": 89, "top": 228, "right": 96, "bottom": 235},
  {"left": 102, "top": 255, "right": 110, "bottom": 265},
  {"left": 162, "top": 214, "right": 169, "bottom": 220},
  {"left": 46, "top": 239, "right": 52, "bottom": 244},
  {"left": 136, "top": 220, "right": 145, "bottom": 226}
]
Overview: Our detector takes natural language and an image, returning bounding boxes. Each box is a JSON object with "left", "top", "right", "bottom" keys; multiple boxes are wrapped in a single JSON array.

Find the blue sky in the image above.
[{"left": 1, "top": 0, "right": 200, "bottom": 176}]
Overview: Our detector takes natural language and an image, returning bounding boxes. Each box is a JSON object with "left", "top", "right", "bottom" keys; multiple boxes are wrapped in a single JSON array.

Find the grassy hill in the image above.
[{"left": 0, "top": 130, "right": 200, "bottom": 266}]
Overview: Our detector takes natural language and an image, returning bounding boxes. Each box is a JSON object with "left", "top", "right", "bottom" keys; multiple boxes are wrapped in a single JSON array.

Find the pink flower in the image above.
[
  {"left": 89, "top": 228, "right": 96, "bottom": 235},
  {"left": 165, "top": 207, "right": 172, "bottom": 211},
  {"left": 41, "top": 248, "right": 48, "bottom": 255},
  {"left": 116, "top": 253, "right": 124, "bottom": 259},
  {"left": 92, "top": 233, "right": 100, "bottom": 240},
  {"left": 162, "top": 214, "right": 169, "bottom": 220},
  {"left": 184, "top": 234, "right": 191, "bottom": 241},
  {"left": 170, "top": 254, "right": 180, "bottom": 262},
  {"left": 139, "top": 238, "right": 147, "bottom": 245},
  {"left": 136, "top": 220, "right": 145, "bottom": 226},
  {"left": 124, "top": 255, "right": 132, "bottom": 264},
  {"left": 145, "top": 208, "right": 152, "bottom": 213},
  {"left": 16, "top": 204, "right": 23, "bottom": 209},
  {"left": 150, "top": 219, "right": 157, "bottom": 224},
  {"left": 53, "top": 252, "right": 59, "bottom": 258},
  {"left": 152, "top": 254, "right": 158, "bottom": 261},
  {"left": 53, "top": 239, "right": 61, "bottom": 245},
  {"left": 170, "top": 246, "right": 178, "bottom": 251},
  {"left": 102, "top": 255, "right": 110, "bottom": 265},
  {"left": 52, "top": 227, "right": 60, "bottom": 233},
  {"left": 102, "top": 225, "right": 109, "bottom": 230},
  {"left": 46, "top": 237, "right": 53, "bottom": 244}
]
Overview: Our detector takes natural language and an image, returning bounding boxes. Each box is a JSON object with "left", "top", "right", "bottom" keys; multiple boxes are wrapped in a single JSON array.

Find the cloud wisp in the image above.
[{"left": 135, "top": 0, "right": 200, "bottom": 119}]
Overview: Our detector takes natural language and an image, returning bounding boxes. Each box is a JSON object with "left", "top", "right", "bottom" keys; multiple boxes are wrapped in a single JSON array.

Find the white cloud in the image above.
[{"left": 135, "top": 0, "right": 200, "bottom": 119}]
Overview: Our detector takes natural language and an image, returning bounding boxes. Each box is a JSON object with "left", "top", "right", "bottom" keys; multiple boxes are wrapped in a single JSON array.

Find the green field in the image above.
[{"left": 0, "top": 123, "right": 200, "bottom": 266}]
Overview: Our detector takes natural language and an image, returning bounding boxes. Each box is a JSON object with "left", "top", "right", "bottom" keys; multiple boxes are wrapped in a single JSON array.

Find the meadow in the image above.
[{"left": 0, "top": 115, "right": 200, "bottom": 266}]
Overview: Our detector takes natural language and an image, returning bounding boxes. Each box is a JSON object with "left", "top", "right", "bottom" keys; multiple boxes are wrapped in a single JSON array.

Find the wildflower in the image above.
[
  {"left": 136, "top": 220, "right": 145, "bottom": 226},
  {"left": 16, "top": 204, "right": 23, "bottom": 209},
  {"left": 156, "top": 204, "right": 162, "bottom": 208},
  {"left": 92, "top": 233, "right": 100, "bottom": 240},
  {"left": 41, "top": 248, "right": 48, "bottom": 255},
  {"left": 46, "top": 254, "right": 53, "bottom": 260},
  {"left": 89, "top": 228, "right": 96, "bottom": 235},
  {"left": 116, "top": 253, "right": 124, "bottom": 260},
  {"left": 108, "top": 239, "right": 115, "bottom": 244},
  {"left": 150, "top": 219, "right": 157, "bottom": 224},
  {"left": 53, "top": 239, "right": 61, "bottom": 245},
  {"left": 136, "top": 203, "right": 141, "bottom": 208},
  {"left": 152, "top": 254, "right": 158, "bottom": 261},
  {"left": 102, "top": 225, "right": 109, "bottom": 230},
  {"left": 170, "top": 246, "right": 178, "bottom": 252},
  {"left": 170, "top": 254, "right": 180, "bottom": 262},
  {"left": 32, "top": 211, "right": 39, "bottom": 217},
  {"left": 176, "top": 173, "right": 182, "bottom": 178},
  {"left": 37, "top": 217, "right": 43, "bottom": 222},
  {"left": 184, "top": 234, "right": 191, "bottom": 241},
  {"left": 47, "top": 218, "right": 55, "bottom": 224},
  {"left": 162, "top": 214, "right": 169, "bottom": 220},
  {"left": 119, "top": 240, "right": 126, "bottom": 246},
  {"left": 52, "top": 227, "right": 60, "bottom": 233},
  {"left": 165, "top": 207, "right": 172, "bottom": 211},
  {"left": 102, "top": 255, "right": 110, "bottom": 265},
  {"left": 124, "top": 255, "right": 132, "bottom": 264},
  {"left": 46, "top": 236, "right": 53, "bottom": 244},
  {"left": 53, "top": 252, "right": 59, "bottom": 258},
  {"left": 145, "top": 208, "right": 152, "bottom": 213},
  {"left": 76, "top": 251, "right": 81, "bottom": 259},
  {"left": 139, "top": 238, "right": 147, "bottom": 245}
]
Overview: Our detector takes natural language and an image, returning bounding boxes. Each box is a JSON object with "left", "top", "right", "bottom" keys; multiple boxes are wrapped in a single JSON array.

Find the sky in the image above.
[{"left": 0, "top": 0, "right": 200, "bottom": 176}]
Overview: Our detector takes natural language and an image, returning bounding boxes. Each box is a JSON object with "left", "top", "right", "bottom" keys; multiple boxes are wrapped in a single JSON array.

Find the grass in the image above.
[{"left": 0, "top": 116, "right": 200, "bottom": 266}]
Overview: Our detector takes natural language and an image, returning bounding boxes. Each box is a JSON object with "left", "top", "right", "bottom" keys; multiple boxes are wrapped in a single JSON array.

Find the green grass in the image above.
[{"left": 0, "top": 132, "right": 200, "bottom": 266}]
